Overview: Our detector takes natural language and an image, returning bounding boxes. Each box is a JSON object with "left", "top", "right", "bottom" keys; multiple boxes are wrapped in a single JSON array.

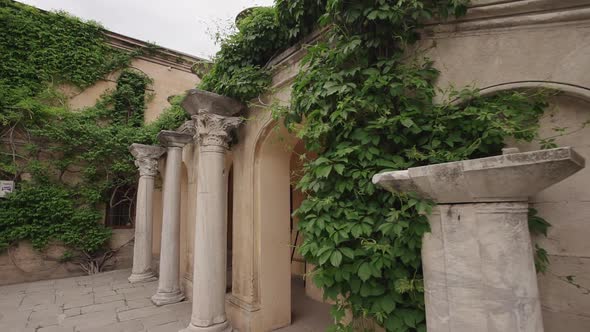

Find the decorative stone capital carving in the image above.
[
  {"left": 192, "top": 111, "right": 243, "bottom": 149},
  {"left": 129, "top": 144, "right": 166, "bottom": 177},
  {"left": 177, "top": 120, "right": 196, "bottom": 136},
  {"left": 157, "top": 130, "right": 193, "bottom": 148}
]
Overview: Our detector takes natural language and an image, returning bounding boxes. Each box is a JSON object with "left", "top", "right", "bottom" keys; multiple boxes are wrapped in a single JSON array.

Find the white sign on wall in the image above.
[{"left": 0, "top": 181, "right": 15, "bottom": 198}]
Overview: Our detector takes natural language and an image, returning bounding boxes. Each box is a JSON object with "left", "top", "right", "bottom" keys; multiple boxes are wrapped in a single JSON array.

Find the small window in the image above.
[{"left": 105, "top": 186, "right": 136, "bottom": 228}]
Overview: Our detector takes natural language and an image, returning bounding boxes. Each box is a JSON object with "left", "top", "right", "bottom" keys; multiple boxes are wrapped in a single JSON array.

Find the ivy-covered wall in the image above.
[
  {"left": 195, "top": 1, "right": 580, "bottom": 331},
  {"left": 0, "top": 0, "right": 199, "bottom": 284}
]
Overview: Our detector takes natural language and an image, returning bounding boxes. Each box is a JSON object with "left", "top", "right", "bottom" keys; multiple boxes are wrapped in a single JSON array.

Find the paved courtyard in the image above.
[{"left": 0, "top": 269, "right": 331, "bottom": 332}]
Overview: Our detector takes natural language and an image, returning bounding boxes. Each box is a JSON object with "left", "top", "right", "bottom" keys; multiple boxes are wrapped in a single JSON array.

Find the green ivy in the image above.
[
  {"left": 276, "top": 0, "right": 326, "bottom": 40},
  {"left": 197, "top": 1, "right": 327, "bottom": 103},
  {"left": 0, "top": 71, "right": 185, "bottom": 254},
  {"left": 0, "top": 183, "right": 110, "bottom": 252},
  {"left": 281, "top": 1, "right": 551, "bottom": 330},
  {"left": 528, "top": 208, "right": 551, "bottom": 273},
  {"left": 0, "top": 1, "right": 189, "bottom": 255},
  {"left": 199, "top": 7, "right": 289, "bottom": 101},
  {"left": 198, "top": 0, "right": 553, "bottom": 331},
  {"left": 0, "top": 0, "right": 132, "bottom": 115}
]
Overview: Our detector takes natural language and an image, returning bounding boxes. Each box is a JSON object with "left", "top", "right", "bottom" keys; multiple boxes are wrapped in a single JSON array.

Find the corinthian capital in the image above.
[
  {"left": 192, "top": 111, "right": 243, "bottom": 149},
  {"left": 129, "top": 144, "right": 166, "bottom": 177}
]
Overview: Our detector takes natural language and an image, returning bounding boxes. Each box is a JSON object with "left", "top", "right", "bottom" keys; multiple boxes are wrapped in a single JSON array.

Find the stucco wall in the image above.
[{"left": 69, "top": 57, "right": 200, "bottom": 123}]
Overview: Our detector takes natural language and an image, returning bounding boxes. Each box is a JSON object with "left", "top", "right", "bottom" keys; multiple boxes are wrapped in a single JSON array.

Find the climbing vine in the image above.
[
  {"left": 199, "top": 6, "right": 289, "bottom": 101},
  {"left": 199, "top": 0, "right": 555, "bottom": 331},
  {"left": 0, "top": 1, "right": 188, "bottom": 265},
  {"left": 286, "top": 34, "right": 547, "bottom": 332}
]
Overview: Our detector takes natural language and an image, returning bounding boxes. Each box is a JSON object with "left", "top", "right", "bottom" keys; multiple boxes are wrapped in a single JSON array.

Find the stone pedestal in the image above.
[
  {"left": 181, "top": 111, "right": 243, "bottom": 332},
  {"left": 128, "top": 144, "right": 166, "bottom": 284},
  {"left": 152, "top": 131, "right": 193, "bottom": 306},
  {"left": 373, "top": 147, "right": 585, "bottom": 332}
]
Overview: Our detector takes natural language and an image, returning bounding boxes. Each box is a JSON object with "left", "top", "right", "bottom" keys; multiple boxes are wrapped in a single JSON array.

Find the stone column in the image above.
[
  {"left": 152, "top": 131, "right": 193, "bottom": 305},
  {"left": 373, "top": 147, "right": 585, "bottom": 332},
  {"left": 128, "top": 144, "right": 166, "bottom": 284},
  {"left": 181, "top": 111, "right": 243, "bottom": 332}
]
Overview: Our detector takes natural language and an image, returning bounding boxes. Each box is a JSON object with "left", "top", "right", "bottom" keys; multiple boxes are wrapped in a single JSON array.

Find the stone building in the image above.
[
  {"left": 3, "top": 1, "right": 590, "bottom": 332},
  {"left": 0, "top": 30, "right": 203, "bottom": 285},
  {"left": 128, "top": 1, "right": 590, "bottom": 332}
]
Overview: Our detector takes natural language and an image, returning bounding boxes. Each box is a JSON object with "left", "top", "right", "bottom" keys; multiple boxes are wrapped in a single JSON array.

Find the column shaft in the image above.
[
  {"left": 129, "top": 174, "right": 157, "bottom": 283},
  {"left": 192, "top": 146, "right": 230, "bottom": 329},
  {"left": 152, "top": 145, "right": 184, "bottom": 305},
  {"left": 423, "top": 202, "right": 543, "bottom": 332},
  {"left": 182, "top": 111, "right": 242, "bottom": 332},
  {"left": 128, "top": 143, "right": 165, "bottom": 284}
]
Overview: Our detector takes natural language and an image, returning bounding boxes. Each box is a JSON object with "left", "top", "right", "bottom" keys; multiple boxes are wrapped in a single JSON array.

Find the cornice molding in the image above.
[
  {"left": 262, "top": 1, "right": 590, "bottom": 96},
  {"left": 424, "top": 0, "right": 590, "bottom": 35},
  {"left": 104, "top": 31, "right": 204, "bottom": 74}
]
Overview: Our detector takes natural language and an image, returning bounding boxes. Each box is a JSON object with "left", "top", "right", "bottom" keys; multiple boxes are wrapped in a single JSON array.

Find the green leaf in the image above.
[
  {"left": 358, "top": 262, "right": 372, "bottom": 282},
  {"left": 400, "top": 117, "right": 416, "bottom": 128},
  {"left": 316, "top": 165, "right": 333, "bottom": 178},
  {"left": 319, "top": 249, "right": 333, "bottom": 265},
  {"left": 340, "top": 247, "right": 355, "bottom": 259},
  {"left": 330, "top": 250, "right": 343, "bottom": 267},
  {"left": 381, "top": 296, "right": 396, "bottom": 314}
]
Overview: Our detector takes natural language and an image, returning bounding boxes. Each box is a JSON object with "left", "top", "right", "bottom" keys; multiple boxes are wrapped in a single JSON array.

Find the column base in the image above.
[
  {"left": 128, "top": 271, "right": 157, "bottom": 284},
  {"left": 180, "top": 321, "right": 234, "bottom": 332},
  {"left": 151, "top": 290, "right": 185, "bottom": 306}
]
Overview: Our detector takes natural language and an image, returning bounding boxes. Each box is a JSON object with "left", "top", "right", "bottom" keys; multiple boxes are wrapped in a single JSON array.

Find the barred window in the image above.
[{"left": 105, "top": 186, "right": 136, "bottom": 228}]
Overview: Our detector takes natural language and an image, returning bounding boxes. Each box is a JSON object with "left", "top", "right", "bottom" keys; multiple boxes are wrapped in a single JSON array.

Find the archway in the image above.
[{"left": 253, "top": 121, "right": 331, "bottom": 331}]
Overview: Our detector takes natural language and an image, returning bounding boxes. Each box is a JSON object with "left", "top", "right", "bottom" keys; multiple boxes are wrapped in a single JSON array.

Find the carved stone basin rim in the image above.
[
  {"left": 181, "top": 89, "right": 245, "bottom": 117},
  {"left": 372, "top": 147, "right": 585, "bottom": 204}
]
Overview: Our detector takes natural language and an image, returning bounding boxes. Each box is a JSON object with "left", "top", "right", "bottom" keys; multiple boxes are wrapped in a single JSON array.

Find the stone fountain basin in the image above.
[{"left": 372, "top": 147, "right": 585, "bottom": 204}]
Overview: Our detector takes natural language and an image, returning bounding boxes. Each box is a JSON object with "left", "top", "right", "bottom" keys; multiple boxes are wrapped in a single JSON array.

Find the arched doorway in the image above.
[{"left": 253, "top": 121, "right": 331, "bottom": 331}]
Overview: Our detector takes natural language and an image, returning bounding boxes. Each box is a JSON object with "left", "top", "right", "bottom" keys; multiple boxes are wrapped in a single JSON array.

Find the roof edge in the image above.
[{"left": 103, "top": 30, "right": 206, "bottom": 74}]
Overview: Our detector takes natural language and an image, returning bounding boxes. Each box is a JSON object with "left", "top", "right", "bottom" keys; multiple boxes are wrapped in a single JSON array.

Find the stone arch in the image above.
[
  {"left": 448, "top": 80, "right": 590, "bottom": 106},
  {"left": 478, "top": 80, "right": 590, "bottom": 100}
]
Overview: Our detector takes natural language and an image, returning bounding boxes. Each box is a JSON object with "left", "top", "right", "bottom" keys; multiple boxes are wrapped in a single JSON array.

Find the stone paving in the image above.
[
  {"left": 0, "top": 269, "right": 331, "bottom": 332},
  {"left": 0, "top": 269, "right": 189, "bottom": 332}
]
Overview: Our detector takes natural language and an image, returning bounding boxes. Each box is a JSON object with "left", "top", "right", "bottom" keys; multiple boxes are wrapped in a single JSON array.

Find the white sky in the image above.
[{"left": 17, "top": 0, "right": 275, "bottom": 59}]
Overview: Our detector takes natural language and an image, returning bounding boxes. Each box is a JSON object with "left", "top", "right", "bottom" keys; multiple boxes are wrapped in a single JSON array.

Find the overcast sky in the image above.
[{"left": 17, "top": 0, "right": 274, "bottom": 59}]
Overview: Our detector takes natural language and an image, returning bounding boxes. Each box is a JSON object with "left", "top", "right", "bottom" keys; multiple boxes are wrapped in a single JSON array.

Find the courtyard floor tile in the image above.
[{"left": 0, "top": 269, "right": 331, "bottom": 332}]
